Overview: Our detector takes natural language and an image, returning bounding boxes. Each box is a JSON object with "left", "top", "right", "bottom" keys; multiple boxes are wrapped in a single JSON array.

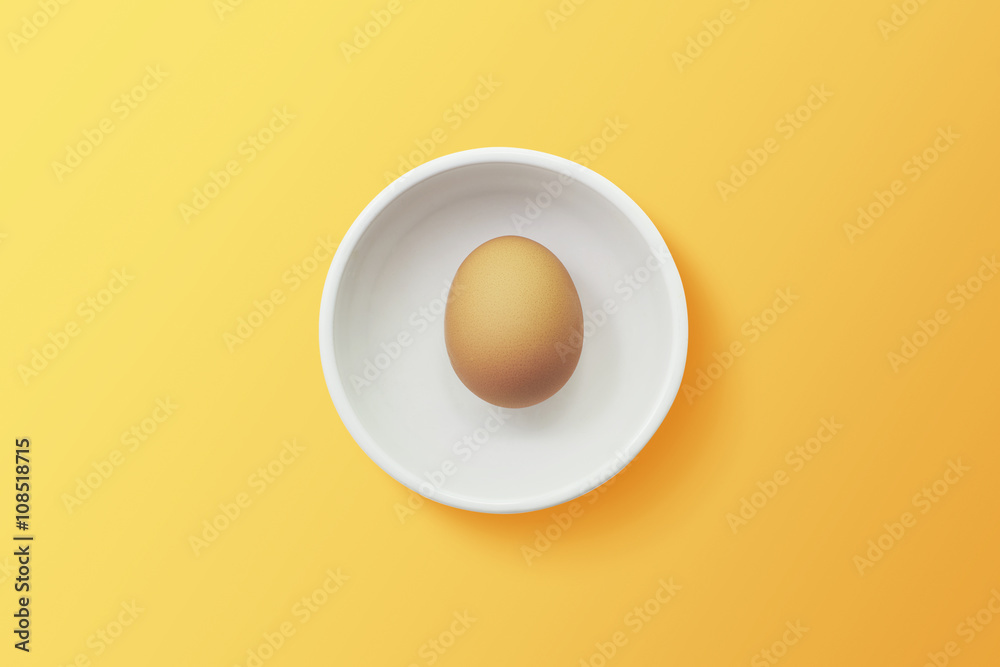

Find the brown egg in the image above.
[{"left": 445, "top": 236, "right": 584, "bottom": 408}]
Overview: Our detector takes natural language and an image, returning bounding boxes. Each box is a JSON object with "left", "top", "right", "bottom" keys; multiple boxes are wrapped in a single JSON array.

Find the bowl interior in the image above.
[{"left": 327, "top": 154, "right": 686, "bottom": 512}]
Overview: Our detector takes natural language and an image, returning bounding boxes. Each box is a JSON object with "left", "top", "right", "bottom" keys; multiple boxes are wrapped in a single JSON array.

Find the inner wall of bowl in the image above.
[{"left": 333, "top": 161, "right": 680, "bottom": 506}]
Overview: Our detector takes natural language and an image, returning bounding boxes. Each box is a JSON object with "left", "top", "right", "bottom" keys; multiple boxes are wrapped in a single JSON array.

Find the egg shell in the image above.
[{"left": 444, "top": 235, "right": 584, "bottom": 408}]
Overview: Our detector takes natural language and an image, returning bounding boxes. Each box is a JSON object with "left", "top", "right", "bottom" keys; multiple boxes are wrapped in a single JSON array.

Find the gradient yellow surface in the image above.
[{"left": 2, "top": 0, "right": 999, "bottom": 664}]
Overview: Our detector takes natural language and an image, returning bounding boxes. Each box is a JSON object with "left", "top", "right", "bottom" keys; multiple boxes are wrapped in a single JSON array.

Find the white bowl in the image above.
[{"left": 319, "top": 147, "right": 687, "bottom": 513}]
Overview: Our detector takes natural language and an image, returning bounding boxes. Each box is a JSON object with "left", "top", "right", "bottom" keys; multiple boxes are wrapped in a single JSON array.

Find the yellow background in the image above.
[{"left": 2, "top": 0, "right": 999, "bottom": 664}]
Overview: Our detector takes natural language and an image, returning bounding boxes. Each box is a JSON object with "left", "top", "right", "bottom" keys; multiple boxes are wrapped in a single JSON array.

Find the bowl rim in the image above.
[{"left": 318, "top": 146, "right": 688, "bottom": 513}]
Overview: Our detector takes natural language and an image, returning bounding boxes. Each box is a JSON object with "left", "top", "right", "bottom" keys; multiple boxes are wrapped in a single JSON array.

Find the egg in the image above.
[{"left": 444, "top": 236, "right": 584, "bottom": 408}]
